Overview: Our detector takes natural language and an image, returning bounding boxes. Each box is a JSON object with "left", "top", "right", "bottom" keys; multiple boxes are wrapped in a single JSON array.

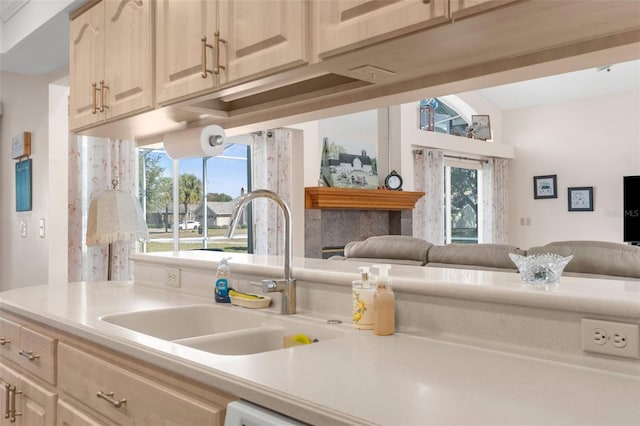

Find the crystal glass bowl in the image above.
[{"left": 508, "top": 253, "right": 573, "bottom": 285}]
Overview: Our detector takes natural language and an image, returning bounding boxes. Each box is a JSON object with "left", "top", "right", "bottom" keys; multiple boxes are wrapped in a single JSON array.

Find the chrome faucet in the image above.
[{"left": 226, "top": 189, "right": 296, "bottom": 314}]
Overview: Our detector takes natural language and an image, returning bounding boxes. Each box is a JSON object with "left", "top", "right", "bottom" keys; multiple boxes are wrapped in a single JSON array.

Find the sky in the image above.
[{"left": 155, "top": 143, "right": 249, "bottom": 199}]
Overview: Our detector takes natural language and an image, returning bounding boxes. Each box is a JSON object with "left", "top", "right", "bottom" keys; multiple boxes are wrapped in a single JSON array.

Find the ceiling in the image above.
[
  {"left": 1, "top": 3, "right": 639, "bottom": 110},
  {"left": 474, "top": 59, "right": 640, "bottom": 110}
]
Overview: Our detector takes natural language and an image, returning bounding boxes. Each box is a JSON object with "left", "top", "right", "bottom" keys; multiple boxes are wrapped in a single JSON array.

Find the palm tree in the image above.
[
  {"left": 179, "top": 174, "right": 202, "bottom": 222},
  {"left": 157, "top": 177, "right": 173, "bottom": 232}
]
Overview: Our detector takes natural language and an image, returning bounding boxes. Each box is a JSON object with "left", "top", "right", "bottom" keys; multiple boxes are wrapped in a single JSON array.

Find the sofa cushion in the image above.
[
  {"left": 527, "top": 240, "right": 640, "bottom": 279},
  {"left": 427, "top": 243, "right": 526, "bottom": 270},
  {"left": 343, "top": 236, "right": 432, "bottom": 265}
]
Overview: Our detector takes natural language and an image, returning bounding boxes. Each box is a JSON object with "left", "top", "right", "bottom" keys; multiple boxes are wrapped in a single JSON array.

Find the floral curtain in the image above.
[
  {"left": 482, "top": 157, "right": 509, "bottom": 243},
  {"left": 413, "top": 149, "right": 444, "bottom": 244},
  {"left": 251, "top": 129, "right": 293, "bottom": 256},
  {"left": 68, "top": 136, "right": 139, "bottom": 282}
]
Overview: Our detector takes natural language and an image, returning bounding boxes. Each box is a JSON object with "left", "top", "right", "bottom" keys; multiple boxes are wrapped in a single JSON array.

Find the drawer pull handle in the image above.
[
  {"left": 97, "top": 391, "right": 127, "bottom": 408},
  {"left": 18, "top": 350, "right": 39, "bottom": 361},
  {"left": 0, "top": 337, "right": 10, "bottom": 345}
]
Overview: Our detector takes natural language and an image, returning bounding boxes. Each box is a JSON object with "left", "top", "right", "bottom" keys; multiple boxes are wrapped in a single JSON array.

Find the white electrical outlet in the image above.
[
  {"left": 581, "top": 318, "right": 640, "bottom": 359},
  {"left": 165, "top": 267, "right": 181, "bottom": 288}
]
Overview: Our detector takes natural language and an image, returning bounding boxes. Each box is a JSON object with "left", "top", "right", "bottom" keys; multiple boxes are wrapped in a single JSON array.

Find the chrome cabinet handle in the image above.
[
  {"left": 0, "top": 337, "right": 10, "bottom": 346},
  {"left": 97, "top": 391, "right": 126, "bottom": 408},
  {"left": 18, "top": 350, "right": 39, "bottom": 361}
]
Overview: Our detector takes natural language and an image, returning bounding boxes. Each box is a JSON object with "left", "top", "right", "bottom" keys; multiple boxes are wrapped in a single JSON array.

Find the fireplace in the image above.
[{"left": 304, "top": 187, "right": 424, "bottom": 259}]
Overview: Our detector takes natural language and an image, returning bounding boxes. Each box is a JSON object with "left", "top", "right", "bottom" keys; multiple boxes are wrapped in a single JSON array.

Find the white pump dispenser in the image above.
[{"left": 352, "top": 266, "right": 375, "bottom": 329}]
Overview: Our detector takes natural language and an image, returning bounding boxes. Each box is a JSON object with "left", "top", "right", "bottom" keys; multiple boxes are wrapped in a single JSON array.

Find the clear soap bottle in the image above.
[
  {"left": 214, "top": 257, "right": 232, "bottom": 303},
  {"left": 352, "top": 266, "right": 375, "bottom": 330},
  {"left": 373, "top": 264, "right": 395, "bottom": 336}
]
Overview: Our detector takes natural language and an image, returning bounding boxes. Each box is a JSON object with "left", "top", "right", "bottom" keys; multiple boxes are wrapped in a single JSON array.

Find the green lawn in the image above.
[{"left": 141, "top": 228, "right": 248, "bottom": 253}]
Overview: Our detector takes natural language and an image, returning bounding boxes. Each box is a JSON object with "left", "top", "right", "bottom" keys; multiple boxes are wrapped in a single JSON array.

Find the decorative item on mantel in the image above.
[
  {"left": 320, "top": 138, "right": 378, "bottom": 189},
  {"left": 86, "top": 179, "right": 149, "bottom": 280},
  {"left": 509, "top": 253, "right": 573, "bottom": 286}
]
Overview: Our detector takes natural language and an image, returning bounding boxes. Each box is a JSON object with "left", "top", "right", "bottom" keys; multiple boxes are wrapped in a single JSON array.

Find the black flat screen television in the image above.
[{"left": 624, "top": 175, "right": 640, "bottom": 243}]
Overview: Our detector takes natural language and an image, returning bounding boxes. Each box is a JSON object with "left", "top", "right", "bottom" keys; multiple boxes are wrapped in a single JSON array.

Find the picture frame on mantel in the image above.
[
  {"left": 568, "top": 186, "right": 594, "bottom": 212},
  {"left": 533, "top": 174, "right": 557, "bottom": 199}
]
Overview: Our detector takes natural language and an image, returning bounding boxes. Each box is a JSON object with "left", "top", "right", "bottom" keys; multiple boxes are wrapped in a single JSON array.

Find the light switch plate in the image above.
[
  {"left": 20, "top": 220, "right": 27, "bottom": 238},
  {"left": 39, "top": 219, "right": 45, "bottom": 238}
]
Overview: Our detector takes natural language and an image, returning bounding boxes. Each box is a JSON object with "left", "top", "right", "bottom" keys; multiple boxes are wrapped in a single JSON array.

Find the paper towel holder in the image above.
[{"left": 209, "top": 134, "right": 224, "bottom": 147}]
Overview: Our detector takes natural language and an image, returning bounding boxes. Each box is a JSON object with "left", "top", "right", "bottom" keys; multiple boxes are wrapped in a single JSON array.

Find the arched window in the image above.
[{"left": 419, "top": 98, "right": 470, "bottom": 137}]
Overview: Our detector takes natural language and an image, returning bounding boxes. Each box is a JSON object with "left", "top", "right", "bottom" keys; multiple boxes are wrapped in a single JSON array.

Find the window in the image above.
[
  {"left": 138, "top": 144, "right": 250, "bottom": 253},
  {"left": 444, "top": 161, "right": 482, "bottom": 244},
  {"left": 419, "top": 98, "right": 470, "bottom": 137}
]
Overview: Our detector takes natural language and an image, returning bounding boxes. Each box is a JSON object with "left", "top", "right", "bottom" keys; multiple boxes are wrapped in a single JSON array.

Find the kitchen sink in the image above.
[
  {"left": 100, "top": 304, "right": 347, "bottom": 355},
  {"left": 100, "top": 304, "right": 268, "bottom": 340}
]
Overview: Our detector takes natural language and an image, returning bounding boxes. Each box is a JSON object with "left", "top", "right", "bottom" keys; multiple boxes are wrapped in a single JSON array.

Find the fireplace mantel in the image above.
[{"left": 305, "top": 187, "right": 424, "bottom": 211}]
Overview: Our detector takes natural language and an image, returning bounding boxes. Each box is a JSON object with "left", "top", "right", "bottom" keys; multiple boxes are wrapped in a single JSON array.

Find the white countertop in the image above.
[{"left": 2, "top": 278, "right": 640, "bottom": 426}]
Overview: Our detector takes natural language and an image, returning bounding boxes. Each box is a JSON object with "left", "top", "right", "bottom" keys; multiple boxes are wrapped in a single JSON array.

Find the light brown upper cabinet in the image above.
[
  {"left": 155, "top": 0, "right": 219, "bottom": 105},
  {"left": 314, "top": 0, "right": 450, "bottom": 58},
  {"left": 218, "top": 0, "right": 308, "bottom": 85},
  {"left": 156, "top": 0, "right": 309, "bottom": 106},
  {"left": 69, "top": 0, "right": 153, "bottom": 131},
  {"left": 450, "top": 0, "right": 519, "bottom": 20}
]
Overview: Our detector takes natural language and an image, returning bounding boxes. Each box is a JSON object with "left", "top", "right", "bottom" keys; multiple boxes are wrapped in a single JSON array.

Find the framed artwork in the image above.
[
  {"left": 470, "top": 115, "right": 491, "bottom": 140},
  {"left": 16, "top": 159, "right": 32, "bottom": 212},
  {"left": 533, "top": 175, "right": 557, "bottom": 199},
  {"left": 568, "top": 186, "right": 594, "bottom": 212},
  {"left": 320, "top": 138, "right": 378, "bottom": 189}
]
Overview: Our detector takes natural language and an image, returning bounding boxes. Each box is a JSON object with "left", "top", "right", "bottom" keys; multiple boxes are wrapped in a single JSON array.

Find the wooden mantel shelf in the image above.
[{"left": 305, "top": 187, "right": 425, "bottom": 211}]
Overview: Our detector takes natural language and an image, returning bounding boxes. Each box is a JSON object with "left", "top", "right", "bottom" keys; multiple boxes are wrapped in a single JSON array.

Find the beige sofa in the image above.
[{"left": 332, "top": 236, "right": 640, "bottom": 280}]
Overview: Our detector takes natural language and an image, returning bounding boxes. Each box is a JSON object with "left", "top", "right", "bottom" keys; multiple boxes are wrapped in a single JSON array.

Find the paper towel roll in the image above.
[{"left": 163, "top": 125, "right": 226, "bottom": 159}]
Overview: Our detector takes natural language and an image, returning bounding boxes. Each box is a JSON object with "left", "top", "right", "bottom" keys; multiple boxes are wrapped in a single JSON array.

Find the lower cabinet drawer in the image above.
[
  {"left": 0, "top": 317, "right": 20, "bottom": 362},
  {"left": 18, "top": 326, "right": 57, "bottom": 385},
  {"left": 0, "top": 317, "right": 57, "bottom": 385},
  {"left": 58, "top": 343, "right": 225, "bottom": 425}
]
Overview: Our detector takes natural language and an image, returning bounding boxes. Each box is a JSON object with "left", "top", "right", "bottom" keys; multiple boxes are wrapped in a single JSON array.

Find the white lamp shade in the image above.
[{"left": 86, "top": 189, "right": 149, "bottom": 246}]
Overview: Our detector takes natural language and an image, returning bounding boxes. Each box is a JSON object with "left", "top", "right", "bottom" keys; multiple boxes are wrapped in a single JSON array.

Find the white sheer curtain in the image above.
[
  {"left": 251, "top": 129, "right": 293, "bottom": 256},
  {"left": 68, "top": 136, "right": 139, "bottom": 282},
  {"left": 413, "top": 149, "right": 444, "bottom": 244},
  {"left": 482, "top": 157, "right": 509, "bottom": 243}
]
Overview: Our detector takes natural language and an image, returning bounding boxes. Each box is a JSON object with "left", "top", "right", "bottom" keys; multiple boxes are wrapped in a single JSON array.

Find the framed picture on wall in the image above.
[
  {"left": 16, "top": 159, "right": 32, "bottom": 212},
  {"left": 533, "top": 174, "right": 557, "bottom": 199},
  {"left": 568, "top": 186, "right": 594, "bottom": 211}
]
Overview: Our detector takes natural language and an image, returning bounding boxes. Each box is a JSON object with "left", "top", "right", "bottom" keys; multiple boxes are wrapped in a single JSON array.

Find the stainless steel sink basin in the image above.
[{"left": 100, "top": 304, "right": 347, "bottom": 356}]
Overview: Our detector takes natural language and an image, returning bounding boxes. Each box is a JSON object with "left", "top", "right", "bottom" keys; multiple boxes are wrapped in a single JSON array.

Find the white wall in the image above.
[
  {"left": 0, "top": 71, "right": 51, "bottom": 290},
  {"left": 506, "top": 91, "right": 640, "bottom": 248}
]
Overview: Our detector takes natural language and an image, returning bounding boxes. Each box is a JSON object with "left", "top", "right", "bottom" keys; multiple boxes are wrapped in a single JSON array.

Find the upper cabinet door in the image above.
[
  {"left": 69, "top": 3, "right": 104, "bottom": 130},
  {"left": 218, "top": 0, "right": 308, "bottom": 85},
  {"left": 156, "top": 0, "right": 218, "bottom": 105},
  {"left": 104, "top": 0, "right": 154, "bottom": 120},
  {"left": 314, "top": 0, "right": 449, "bottom": 58},
  {"left": 450, "top": 0, "right": 518, "bottom": 20}
]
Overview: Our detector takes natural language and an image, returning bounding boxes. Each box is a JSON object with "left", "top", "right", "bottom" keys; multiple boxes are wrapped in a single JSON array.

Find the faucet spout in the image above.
[{"left": 227, "top": 189, "right": 295, "bottom": 314}]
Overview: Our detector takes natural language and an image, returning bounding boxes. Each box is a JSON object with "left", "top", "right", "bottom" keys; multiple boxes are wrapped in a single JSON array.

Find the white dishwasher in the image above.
[{"left": 224, "top": 400, "right": 306, "bottom": 426}]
